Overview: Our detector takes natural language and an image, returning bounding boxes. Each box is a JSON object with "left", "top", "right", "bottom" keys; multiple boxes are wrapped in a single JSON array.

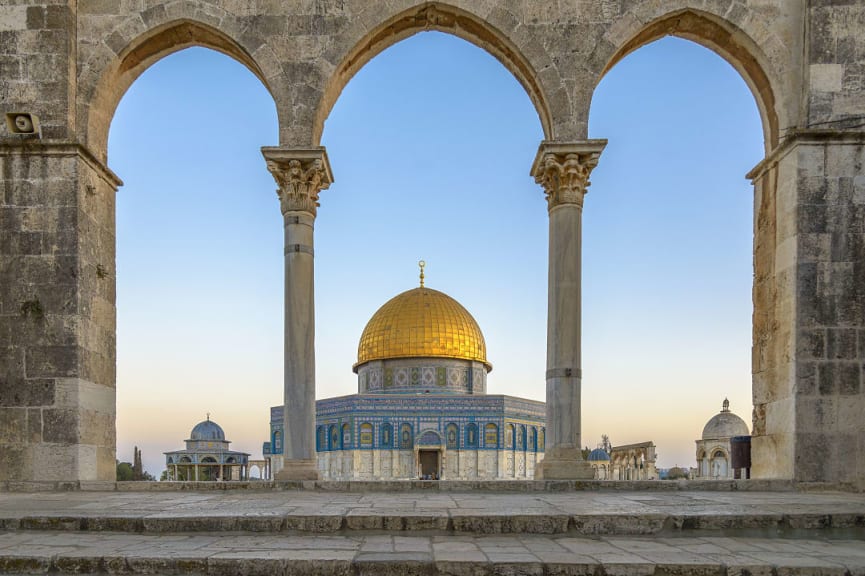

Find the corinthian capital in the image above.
[
  {"left": 262, "top": 147, "right": 334, "bottom": 216},
  {"left": 530, "top": 141, "right": 607, "bottom": 210}
]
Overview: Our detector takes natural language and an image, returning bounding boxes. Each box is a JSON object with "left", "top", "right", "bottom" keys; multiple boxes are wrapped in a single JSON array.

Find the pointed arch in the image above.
[
  {"left": 595, "top": 8, "right": 780, "bottom": 151},
  {"left": 85, "top": 18, "right": 275, "bottom": 162},
  {"left": 314, "top": 2, "right": 553, "bottom": 144}
]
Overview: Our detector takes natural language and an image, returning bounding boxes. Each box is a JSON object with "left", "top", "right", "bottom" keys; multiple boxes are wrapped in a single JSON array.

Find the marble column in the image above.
[
  {"left": 531, "top": 140, "right": 606, "bottom": 480},
  {"left": 262, "top": 147, "right": 333, "bottom": 480}
]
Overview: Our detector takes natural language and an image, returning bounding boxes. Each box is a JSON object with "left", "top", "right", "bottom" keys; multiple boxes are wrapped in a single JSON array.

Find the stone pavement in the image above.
[{"left": 0, "top": 485, "right": 863, "bottom": 574}]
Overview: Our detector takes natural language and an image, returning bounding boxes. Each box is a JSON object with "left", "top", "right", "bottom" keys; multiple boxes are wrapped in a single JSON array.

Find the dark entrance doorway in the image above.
[{"left": 418, "top": 450, "right": 440, "bottom": 479}]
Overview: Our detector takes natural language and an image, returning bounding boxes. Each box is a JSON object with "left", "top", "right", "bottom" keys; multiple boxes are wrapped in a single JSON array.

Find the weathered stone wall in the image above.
[
  {"left": 1, "top": 0, "right": 863, "bottom": 487},
  {"left": 315, "top": 447, "right": 539, "bottom": 480},
  {"left": 0, "top": 146, "right": 118, "bottom": 482}
]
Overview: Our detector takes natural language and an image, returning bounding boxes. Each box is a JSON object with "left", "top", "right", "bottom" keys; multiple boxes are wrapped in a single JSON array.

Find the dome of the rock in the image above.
[{"left": 355, "top": 286, "right": 491, "bottom": 371}]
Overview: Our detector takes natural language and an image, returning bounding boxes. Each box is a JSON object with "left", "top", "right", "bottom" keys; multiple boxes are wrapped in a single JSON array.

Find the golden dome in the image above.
[{"left": 355, "top": 287, "right": 491, "bottom": 371}]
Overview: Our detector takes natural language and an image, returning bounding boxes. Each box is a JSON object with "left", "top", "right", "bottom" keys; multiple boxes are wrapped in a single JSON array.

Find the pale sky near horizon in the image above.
[{"left": 109, "top": 32, "right": 761, "bottom": 477}]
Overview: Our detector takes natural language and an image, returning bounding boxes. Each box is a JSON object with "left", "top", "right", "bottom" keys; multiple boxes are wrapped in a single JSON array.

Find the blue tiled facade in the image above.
[{"left": 269, "top": 394, "right": 545, "bottom": 456}]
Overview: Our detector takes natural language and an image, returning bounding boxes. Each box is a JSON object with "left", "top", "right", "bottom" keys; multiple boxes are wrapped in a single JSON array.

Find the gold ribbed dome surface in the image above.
[{"left": 356, "top": 287, "right": 490, "bottom": 369}]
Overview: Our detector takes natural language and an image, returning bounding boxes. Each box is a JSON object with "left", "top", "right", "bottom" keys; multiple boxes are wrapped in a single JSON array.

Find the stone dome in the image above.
[
  {"left": 702, "top": 401, "right": 749, "bottom": 439},
  {"left": 190, "top": 418, "right": 225, "bottom": 441},
  {"left": 355, "top": 286, "right": 491, "bottom": 372},
  {"left": 587, "top": 448, "right": 610, "bottom": 461}
]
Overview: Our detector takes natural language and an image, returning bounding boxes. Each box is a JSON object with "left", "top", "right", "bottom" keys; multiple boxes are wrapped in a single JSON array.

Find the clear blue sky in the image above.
[{"left": 109, "top": 32, "right": 762, "bottom": 476}]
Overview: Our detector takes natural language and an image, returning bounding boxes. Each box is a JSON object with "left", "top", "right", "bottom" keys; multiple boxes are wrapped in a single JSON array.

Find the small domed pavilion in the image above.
[
  {"left": 587, "top": 448, "right": 611, "bottom": 479},
  {"left": 695, "top": 399, "right": 750, "bottom": 479},
  {"left": 164, "top": 415, "right": 250, "bottom": 481}
]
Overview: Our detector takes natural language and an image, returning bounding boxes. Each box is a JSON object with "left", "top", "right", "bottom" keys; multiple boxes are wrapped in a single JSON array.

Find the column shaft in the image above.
[
  {"left": 284, "top": 211, "right": 316, "bottom": 465},
  {"left": 546, "top": 203, "right": 583, "bottom": 452},
  {"left": 531, "top": 140, "right": 606, "bottom": 480},
  {"left": 262, "top": 147, "right": 333, "bottom": 481}
]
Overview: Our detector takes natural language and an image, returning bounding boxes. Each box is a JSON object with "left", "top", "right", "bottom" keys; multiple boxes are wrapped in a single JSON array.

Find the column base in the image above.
[
  {"left": 535, "top": 447, "right": 594, "bottom": 480},
  {"left": 274, "top": 459, "right": 319, "bottom": 481}
]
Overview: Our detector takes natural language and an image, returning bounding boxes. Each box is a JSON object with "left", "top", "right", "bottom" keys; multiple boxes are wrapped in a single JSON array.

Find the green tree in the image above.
[
  {"left": 116, "top": 461, "right": 134, "bottom": 481},
  {"left": 666, "top": 467, "right": 689, "bottom": 480}
]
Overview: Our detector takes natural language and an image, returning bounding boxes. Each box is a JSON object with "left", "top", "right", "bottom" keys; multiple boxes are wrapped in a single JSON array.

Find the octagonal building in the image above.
[{"left": 268, "top": 273, "right": 546, "bottom": 480}]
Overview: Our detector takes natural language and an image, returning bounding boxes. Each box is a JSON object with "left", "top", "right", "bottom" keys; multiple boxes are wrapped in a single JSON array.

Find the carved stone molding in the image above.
[
  {"left": 262, "top": 147, "right": 333, "bottom": 216},
  {"left": 530, "top": 141, "right": 607, "bottom": 210}
]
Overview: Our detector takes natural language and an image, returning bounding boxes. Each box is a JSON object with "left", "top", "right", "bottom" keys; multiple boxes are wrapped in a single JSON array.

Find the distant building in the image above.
[
  {"left": 587, "top": 447, "right": 611, "bottom": 479},
  {"left": 695, "top": 399, "right": 750, "bottom": 479},
  {"left": 164, "top": 416, "right": 250, "bottom": 481},
  {"left": 268, "top": 267, "right": 546, "bottom": 480},
  {"left": 610, "top": 441, "right": 658, "bottom": 480}
]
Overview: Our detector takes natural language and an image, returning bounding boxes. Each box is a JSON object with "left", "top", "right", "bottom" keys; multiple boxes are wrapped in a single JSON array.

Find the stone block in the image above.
[
  {"left": 859, "top": 329, "right": 865, "bottom": 359},
  {"left": 0, "top": 444, "right": 30, "bottom": 481},
  {"left": 810, "top": 64, "right": 844, "bottom": 92},
  {"left": 796, "top": 397, "right": 837, "bottom": 433},
  {"left": 25, "top": 346, "right": 78, "bottom": 378},
  {"left": 797, "top": 362, "right": 818, "bottom": 396},
  {"left": 0, "top": 378, "right": 54, "bottom": 407},
  {"left": 818, "top": 362, "right": 860, "bottom": 395},
  {"left": 797, "top": 329, "right": 825, "bottom": 359},
  {"left": 826, "top": 328, "right": 857, "bottom": 359},
  {"left": 0, "top": 408, "right": 27, "bottom": 444},
  {"left": 26, "top": 408, "right": 41, "bottom": 442},
  {"left": 41, "top": 408, "right": 78, "bottom": 443},
  {"left": 837, "top": 396, "right": 865, "bottom": 434},
  {"left": 793, "top": 432, "right": 837, "bottom": 483}
]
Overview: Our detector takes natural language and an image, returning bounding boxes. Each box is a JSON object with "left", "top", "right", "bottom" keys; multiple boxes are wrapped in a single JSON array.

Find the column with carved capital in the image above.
[
  {"left": 262, "top": 147, "right": 333, "bottom": 480},
  {"left": 531, "top": 140, "right": 606, "bottom": 480}
]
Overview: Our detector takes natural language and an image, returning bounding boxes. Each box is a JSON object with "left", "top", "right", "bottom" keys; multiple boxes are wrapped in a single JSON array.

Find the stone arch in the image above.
[
  {"left": 248, "top": 464, "right": 263, "bottom": 479},
  {"left": 593, "top": 8, "right": 782, "bottom": 152},
  {"left": 83, "top": 17, "right": 277, "bottom": 163},
  {"left": 418, "top": 430, "right": 442, "bottom": 446},
  {"left": 314, "top": 2, "right": 555, "bottom": 145}
]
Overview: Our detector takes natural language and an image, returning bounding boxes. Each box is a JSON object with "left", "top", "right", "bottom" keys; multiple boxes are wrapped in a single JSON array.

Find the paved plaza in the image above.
[{"left": 0, "top": 485, "right": 863, "bottom": 574}]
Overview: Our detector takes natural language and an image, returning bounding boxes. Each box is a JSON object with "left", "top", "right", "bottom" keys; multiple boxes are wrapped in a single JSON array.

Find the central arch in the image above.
[{"left": 314, "top": 2, "right": 555, "bottom": 144}]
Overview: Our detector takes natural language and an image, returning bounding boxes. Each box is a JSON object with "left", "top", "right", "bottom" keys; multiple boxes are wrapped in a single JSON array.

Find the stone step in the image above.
[
  {"left": 1, "top": 489, "right": 864, "bottom": 536},
  {"left": 6, "top": 510, "right": 865, "bottom": 536},
  {"left": 2, "top": 531, "right": 865, "bottom": 576}
]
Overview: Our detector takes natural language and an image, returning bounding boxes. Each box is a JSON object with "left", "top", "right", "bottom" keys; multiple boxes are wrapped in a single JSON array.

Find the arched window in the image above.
[
  {"left": 342, "top": 423, "right": 351, "bottom": 449},
  {"left": 505, "top": 423, "right": 515, "bottom": 449},
  {"left": 484, "top": 423, "right": 498, "bottom": 448},
  {"left": 539, "top": 428, "right": 545, "bottom": 452},
  {"left": 360, "top": 423, "right": 373, "bottom": 448},
  {"left": 446, "top": 423, "right": 459, "bottom": 449},
  {"left": 316, "top": 426, "right": 326, "bottom": 452},
  {"left": 466, "top": 423, "right": 478, "bottom": 448},
  {"left": 329, "top": 425, "right": 339, "bottom": 451},
  {"left": 381, "top": 422, "right": 393, "bottom": 448},
  {"left": 273, "top": 431, "right": 282, "bottom": 453},
  {"left": 528, "top": 427, "right": 537, "bottom": 452},
  {"left": 399, "top": 423, "right": 413, "bottom": 449},
  {"left": 518, "top": 425, "right": 526, "bottom": 451}
]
